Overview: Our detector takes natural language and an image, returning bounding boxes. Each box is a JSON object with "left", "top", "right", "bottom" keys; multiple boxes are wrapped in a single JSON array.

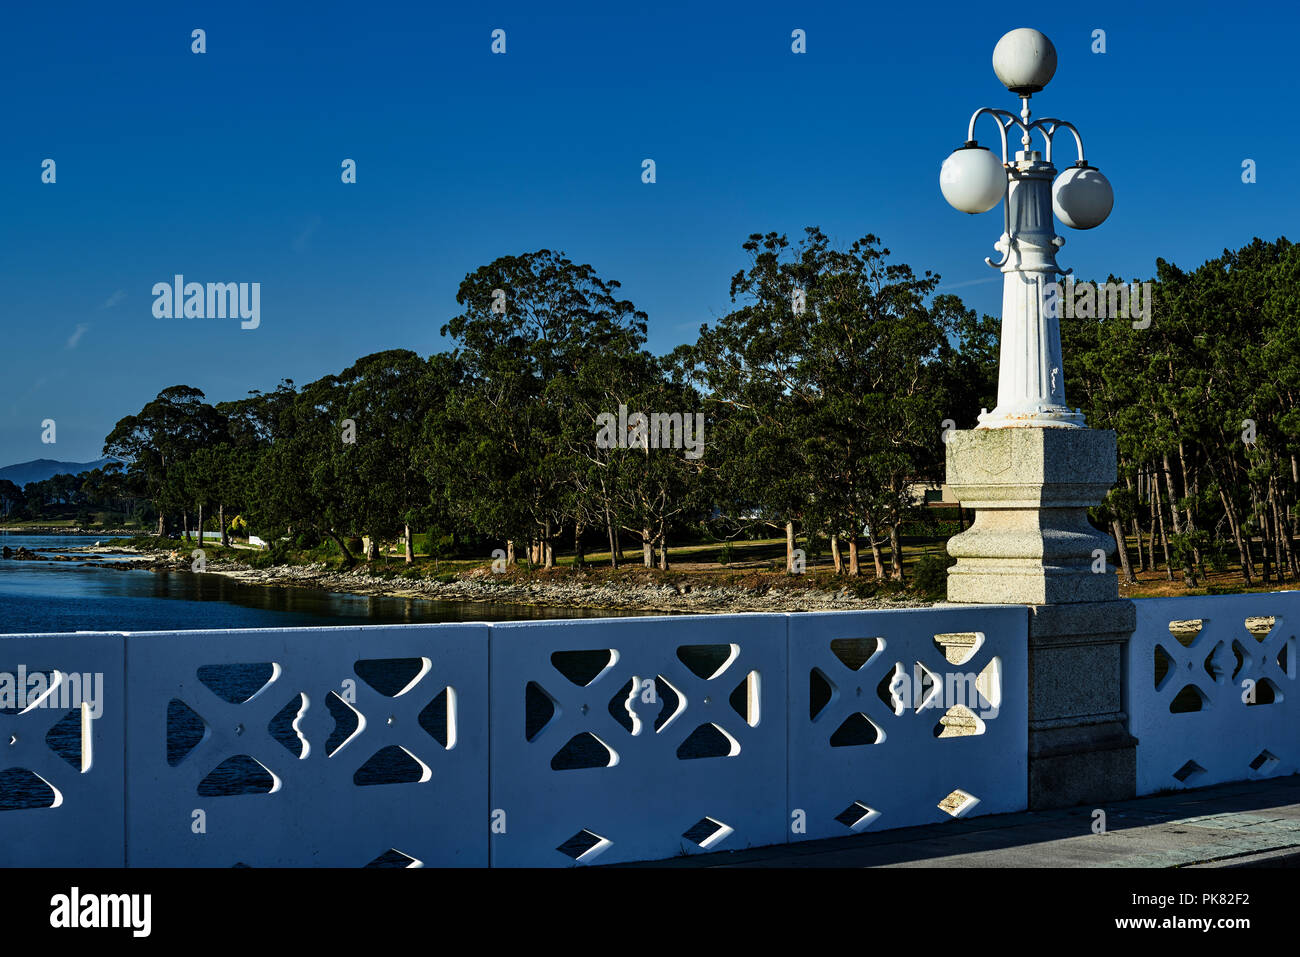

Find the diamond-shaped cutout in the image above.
[
  {"left": 324, "top": 690, "right": 365, "bottom": 757},
  {"left": 677, "top": 644, "right": 739, "bottom": 680},
  {"left": 1169, "top": 684, "right": 1207, "bottom": 713},
  {"left": 809, "top": 668, "right": 836, "bottom": 721},
  {"left": 913, "top": 661, "right": 941, "bottom": 712},
  {"left": 354, "top": 657, "right": 430, "bottom": 697},
  {"left": 418, "top": 686, "right": 457, "bottom": 749},
  {"left": 934, "top": 704, "right": 984, "bottom": 738},
  {"left": 876, "top": 664, "right": 905, "bottom": 715},
  {"left": 552, "top": 732, "right": 618, "bottom": 770},
  {"left": 1153, "top": 645, "right": 1175, "bottom": 691},
  {"left": 268, "top": 694, "right": 309, "bottom": 759},
  {"left": 830, "top": 637, "right": 883, "bottom": 671},
  {"left": 1173, "top": 759, "right": 1206, "bottom": 783},
  {"left": 166, "top": 698, "right": 207, "bottom": 767},
  {"left": 1249, "top": 750, "right": 1280, "bottom": 774},
  {"left": 676, "top": 723, "right": 740, "bottom": 760},
  {"left": 197, "top": 755, "right": 279, "bottom": 796},
  {"left": 1168, "top": 619, "right": 1203, "bottom": 649},
  {"left": 557, "top": 828, "right": 612, "bottom": 863},
  {"left": 1246, "top": 677, "right": 1282, "bottom": 707},
  {"left": 0, "top": 769, "right": 61, "bottom": 811},
  {"left": 728, "top": 670, "right": 761, "bottom": 727},
  {"left": 45, "top": 709, "right": 87, "bottom": 771},
  {"left": 551, "top": 649, "right": 618, "bottom": 687},
  {"left": 196, "top": 662, "right": 279, "bottom": 704},
  {"left": 1246, "top": 616, "right": 1278, "bottom": 643},
  {"left": 354, "top": 745, "right": 431, "bottom": 786},
  {"left": 526, "top": 681, "right": 559, "bottom": 742},
  {"left": 682, "top": 816, "right": 733, "bottom": 850},
  {"left": 364, "top": 848, "right": 423, "bottom": 868},
  {"left": 834, "top": 801, "right": 881, "bottom": 832},
  {"left": 830, "top": 712, "right": 882, "bottom": 747},
  {"left": 933, "top": 632, "right": 983, "bottom": 666},
  {"left": 654, "top": 675, "right": 687, "bottom": 734},
  {"left": 938, "top": 788, "right": 979, "bottom": 818}
]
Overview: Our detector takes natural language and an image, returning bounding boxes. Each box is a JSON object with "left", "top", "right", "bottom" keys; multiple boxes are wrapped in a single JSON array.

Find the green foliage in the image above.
[{"left": 910, "top": 552, "right": 956, "bottom": 599}]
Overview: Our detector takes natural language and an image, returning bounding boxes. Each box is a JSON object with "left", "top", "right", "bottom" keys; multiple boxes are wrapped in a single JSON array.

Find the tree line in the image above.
[
  {"left": 1065, "top": 235, "right": 1300, "bottom": 587},
  {"left": 93, "top": 227, "right": 993, "bottom": 580},
  {"left": 87, "top": 229, "right": 1299, "bottom": 587}
]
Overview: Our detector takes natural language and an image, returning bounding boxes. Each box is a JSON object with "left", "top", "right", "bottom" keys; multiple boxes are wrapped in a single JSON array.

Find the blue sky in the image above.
[{"left": 2, "top": 0, "right": 1296, "bottom": 463}]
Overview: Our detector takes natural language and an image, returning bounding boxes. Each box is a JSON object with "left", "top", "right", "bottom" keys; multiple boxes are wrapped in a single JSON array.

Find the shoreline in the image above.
[{"left": 26, "top": 545, "right": 934, "bottom": 615}]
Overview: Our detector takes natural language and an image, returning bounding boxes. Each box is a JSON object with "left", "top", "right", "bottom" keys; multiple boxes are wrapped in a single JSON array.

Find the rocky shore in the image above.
[{"left": 18, "top": 545, "right": 932, "bottom": 614}]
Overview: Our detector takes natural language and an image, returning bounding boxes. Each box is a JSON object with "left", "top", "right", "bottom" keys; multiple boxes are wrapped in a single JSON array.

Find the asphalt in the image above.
[{"left": 624, "top": 775, "right": 1300, "bottom": 868}]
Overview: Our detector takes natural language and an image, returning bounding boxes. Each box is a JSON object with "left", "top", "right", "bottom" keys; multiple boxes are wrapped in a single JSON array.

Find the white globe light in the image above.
[
  {"left": 1052, "top": 165, "right": 1114, "bottom": 229},
  {"left": 992, "top": 28, "right": 1057, "bottom": 95},
  {"left": 940, "top": 144, "right": 1007, "bottom": 214}
]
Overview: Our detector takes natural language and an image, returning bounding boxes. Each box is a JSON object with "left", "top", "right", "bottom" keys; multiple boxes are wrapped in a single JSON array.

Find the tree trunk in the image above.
[
  {"left": 831, "top": 533, "right": 842, "bottom": 575},
  {"left": 196, "top": 503, "right": 203, "bottom": 547},
  {"left": 642, "top": 528, "right": 653, "bottom": 567},
  {"left": 657, "top": 531, "right": 668, "bottom": 571},
  {"left": 848, "top": 537, "right": 860, "bottom": 577},
  {"left": 506, "top": 539, "right": 515, "bottom": 567},
  {"left": 157, "top": 512, "right": 165, "bottom": 537},
  {"left": 543, "top": 519, "right": 554, "bottom": 569},
  {"left": 404, "top": 524, "right": 414, "bottom": 564},
  {"left": 1122, "top": 474, "right": 1146, "bottom": 571},
  {"left": 1153, "top": 490, "right": 1174, "bottom": 580},
  {"left": 865, "top": 524, "right": 885, "bottom": 579},
  {"left": 606, "top": 512, "right": 619, "bottom": 570},
  {"left": 1217, "top": 484, "right": 1252, "bottom": 585},
  {"left": 785, "top": 521, "right": 796, "bottom": 574},
  {"left": 888, "top": 523, "right": 904, "bottom": 581},
  {"left": 219, "top": 504, "right": 228, "bottom": 547},
  {"left": 183, "top": 510, "right": 191, "bottom": 543},
  {"left": 365, "top": 534, "right": 378, "bottom": 561},
  {"left": 325, "top": 528, "right": 355, "bottom": 564},
  {"left": 574, "top": 522, "right": 585, "bottom": 569},
  {"left": 1111, "top": 518, "right": 1136, "bottom": 584}
]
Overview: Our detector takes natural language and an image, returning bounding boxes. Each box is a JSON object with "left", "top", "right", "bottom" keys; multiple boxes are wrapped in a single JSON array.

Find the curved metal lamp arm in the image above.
[
  {"left": 1029, "top": 118, "right": 1087, "bottom": 166},
  {"left": 966, "top": 107, "right": 1023, "bottom": 163}
]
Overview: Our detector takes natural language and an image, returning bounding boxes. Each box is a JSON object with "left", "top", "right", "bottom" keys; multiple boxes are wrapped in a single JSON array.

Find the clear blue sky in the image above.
[{"left": 2, "top": 0, "right": 1296, "bottom": 463}]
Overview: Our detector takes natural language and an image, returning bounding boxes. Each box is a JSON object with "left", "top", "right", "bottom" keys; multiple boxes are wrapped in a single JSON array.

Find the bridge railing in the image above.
[
  {"left": 7, "top": 591, "right": 1291, "bottom": 867},
  {"left": 1126, "top": 592, "right": 1299, "bottom": 796},
  {"left": 0, "top": 605, "right": 1027, "bottom": 867}
]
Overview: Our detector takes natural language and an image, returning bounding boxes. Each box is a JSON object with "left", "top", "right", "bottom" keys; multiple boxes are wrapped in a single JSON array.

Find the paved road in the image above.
[{"left": 624, "top": 775, "right": 1300, "bottom": 868}]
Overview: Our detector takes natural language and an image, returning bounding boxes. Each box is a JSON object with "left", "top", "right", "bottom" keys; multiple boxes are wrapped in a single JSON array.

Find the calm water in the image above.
[
  {"left": 0, "top": 534, "right": 669, "bottom": 827},
  {"left": 0, "top": 533, "right": 640, "bottom": 634}
]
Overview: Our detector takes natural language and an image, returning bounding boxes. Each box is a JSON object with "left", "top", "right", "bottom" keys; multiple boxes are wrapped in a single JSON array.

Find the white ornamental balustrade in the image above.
[
  {"left": 0, "top": 633, "right": 126, "bottom": 866},
  {"left": 488, "top": 614, "right": 788, "bottom": 867},
  {"left": 787, "top": 606, "right": 1028, "bottom": 840},
  {"left": 125, "top": 624, "right": 490, "bottom": 867},
  {"left": 1128, "top": 594, "right": 1299, "bottom": 795}
]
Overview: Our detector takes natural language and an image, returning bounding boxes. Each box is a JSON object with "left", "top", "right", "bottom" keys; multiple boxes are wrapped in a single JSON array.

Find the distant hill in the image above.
[{"left": 0, "top": 458, "right": 119, "bottom": 487}]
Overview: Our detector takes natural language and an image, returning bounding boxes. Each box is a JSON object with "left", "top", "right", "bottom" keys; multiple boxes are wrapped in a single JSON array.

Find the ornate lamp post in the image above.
[
  {"left": 937, "top": 30, "right": 1138, "bottom": 809},
  {"left": 939, "top": 27, "right": 1113, "bottom": 429}
]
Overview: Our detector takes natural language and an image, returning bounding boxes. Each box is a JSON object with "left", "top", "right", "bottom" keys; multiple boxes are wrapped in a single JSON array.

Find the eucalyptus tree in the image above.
[{"left": 442, "top": 249, "right": 648, "bottom": 567}]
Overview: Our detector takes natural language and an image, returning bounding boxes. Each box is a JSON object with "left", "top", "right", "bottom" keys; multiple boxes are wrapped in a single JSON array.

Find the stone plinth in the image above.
[
  {"left": 945, "top": 427, "right": 1138, "bottom": 809},
  {"left": 945, "top": 428, "right": 1118, "bottom": 604}
]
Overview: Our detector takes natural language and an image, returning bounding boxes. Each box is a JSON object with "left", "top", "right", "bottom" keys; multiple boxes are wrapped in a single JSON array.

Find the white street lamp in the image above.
[{"left": 940, "top": 27, "right": 1113, "bottom": 429}]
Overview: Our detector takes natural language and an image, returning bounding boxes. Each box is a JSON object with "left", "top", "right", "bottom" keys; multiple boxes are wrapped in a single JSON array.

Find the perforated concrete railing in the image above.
[
  {"left": 1128, "top": 594, "right": 1300, "bottom": 796},
  {"left": 0, "top": 607, "right": 1028, "bottom": 867}
]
